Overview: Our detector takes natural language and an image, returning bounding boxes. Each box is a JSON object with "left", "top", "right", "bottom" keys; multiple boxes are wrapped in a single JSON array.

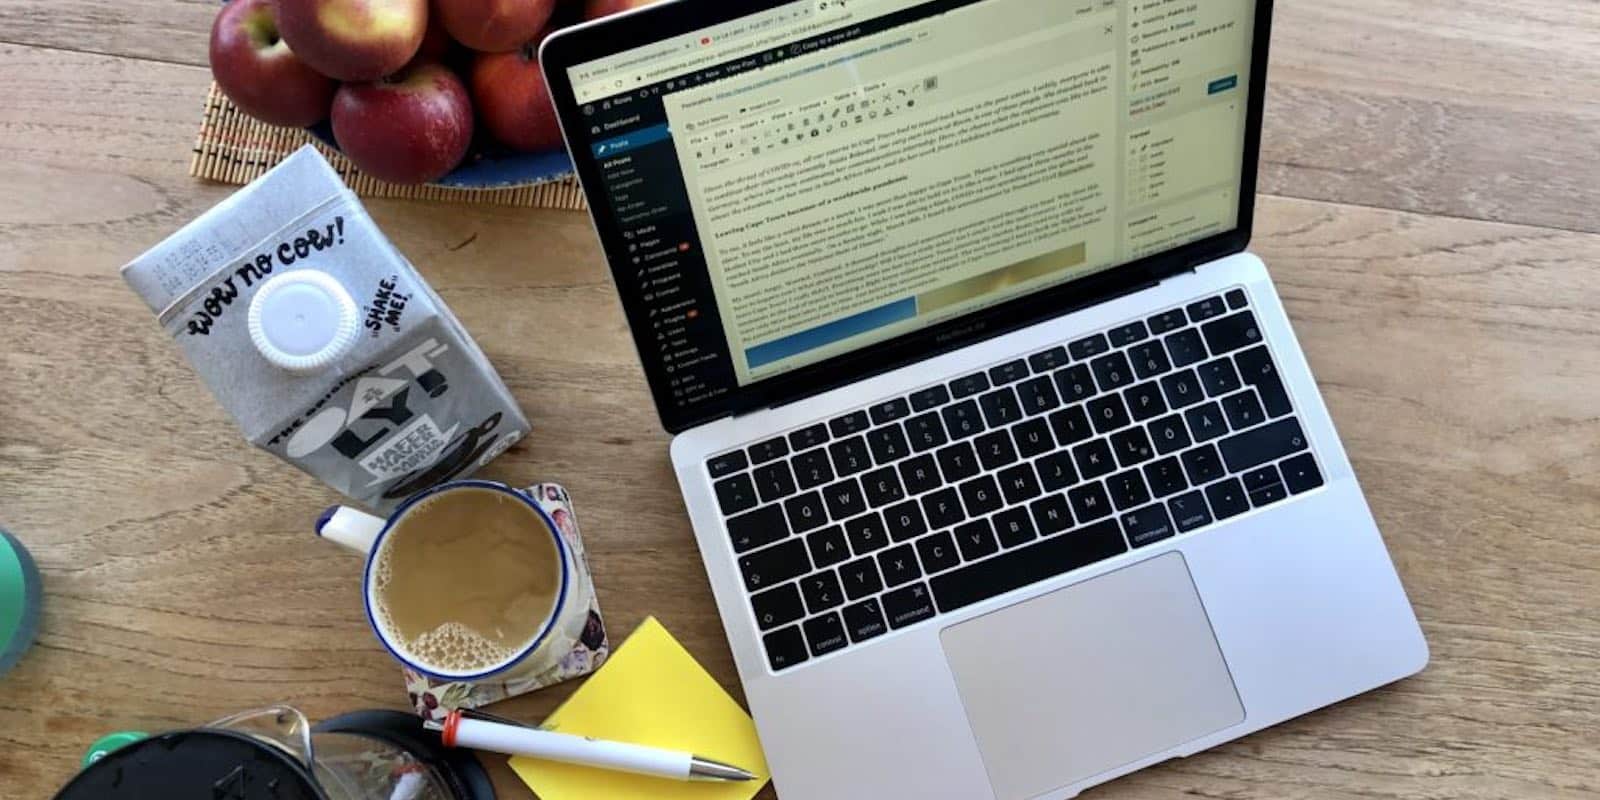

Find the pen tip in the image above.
[{"left": 689, "top": 756, "right": 758, "bottom": 782}]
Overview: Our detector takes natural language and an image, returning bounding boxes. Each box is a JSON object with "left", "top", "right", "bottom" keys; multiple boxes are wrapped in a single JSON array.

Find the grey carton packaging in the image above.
[{"left": 121, "top": 146, "right": 530, "bottom": 512}]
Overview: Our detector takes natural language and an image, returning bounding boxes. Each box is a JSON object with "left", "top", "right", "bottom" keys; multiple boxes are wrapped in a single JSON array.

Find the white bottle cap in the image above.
[{"left": 247, "top": 270, "right": 361, "bottom": 374}]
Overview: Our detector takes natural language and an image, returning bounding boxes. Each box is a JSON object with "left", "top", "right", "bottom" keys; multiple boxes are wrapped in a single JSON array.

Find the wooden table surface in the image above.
[{"left": 4, "top": 0, "right": 1600, "bottom": 797}]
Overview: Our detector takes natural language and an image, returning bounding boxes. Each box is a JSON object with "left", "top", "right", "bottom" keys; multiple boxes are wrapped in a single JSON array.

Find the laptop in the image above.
[{"left": 542, "top": 1, "right": 1428, "bottom": 797}]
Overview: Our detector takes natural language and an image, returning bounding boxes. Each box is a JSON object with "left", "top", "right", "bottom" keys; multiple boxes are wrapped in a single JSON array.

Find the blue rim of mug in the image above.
[{"left": 359, "top": 479, "right": 573, "bottom": 682}]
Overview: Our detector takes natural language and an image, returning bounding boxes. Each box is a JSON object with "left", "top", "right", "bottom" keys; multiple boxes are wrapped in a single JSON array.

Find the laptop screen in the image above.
[{"left": 562, "top": 0, "right": 1259, "bottom": 422}]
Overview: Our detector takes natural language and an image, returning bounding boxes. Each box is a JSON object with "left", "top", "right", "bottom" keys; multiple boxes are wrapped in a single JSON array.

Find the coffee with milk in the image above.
[{"left": 122, "top": 147, "right": 530, "bottom": 511}]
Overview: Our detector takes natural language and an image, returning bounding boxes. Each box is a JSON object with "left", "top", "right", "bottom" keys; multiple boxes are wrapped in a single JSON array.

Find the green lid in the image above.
[
  {"left": 82, "top": 732, "right": 149, "bottom": 769},
  {"left": 0, "top": 529, "right": 42, "bottom": 677}
]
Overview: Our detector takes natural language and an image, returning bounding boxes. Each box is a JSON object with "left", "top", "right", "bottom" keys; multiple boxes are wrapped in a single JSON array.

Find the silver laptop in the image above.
[{"left": 542, "top": 1, "right": 1427, "bottom": 797}]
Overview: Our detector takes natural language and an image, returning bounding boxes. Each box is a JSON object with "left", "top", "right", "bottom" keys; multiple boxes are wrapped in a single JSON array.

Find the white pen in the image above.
[{"left": 425, "top": 711, "right": 757, "bottom": 782}]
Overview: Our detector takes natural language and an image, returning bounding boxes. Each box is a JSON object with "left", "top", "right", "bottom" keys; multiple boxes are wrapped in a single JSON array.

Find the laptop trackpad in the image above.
[{"left": 940, "top": 552, "right": 1244, "bottom": 800}]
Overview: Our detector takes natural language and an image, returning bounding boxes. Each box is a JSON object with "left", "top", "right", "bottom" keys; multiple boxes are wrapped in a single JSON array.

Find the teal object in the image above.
[{"left": 0, "top": 528, "right": 42, "bottom": 677}]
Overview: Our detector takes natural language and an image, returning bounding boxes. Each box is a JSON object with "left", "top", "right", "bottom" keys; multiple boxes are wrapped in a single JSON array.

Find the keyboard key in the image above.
[
  {"left": 916, "top": 531, "right": 961, "bottom": 573},
  {"left": 910, "top": 385, "right": 951, "bottom": 412},
  {"left": 714, "top": 474, "right": 758, "bottom": 515},
  {"left": 954, "top": 519, "right": 999, "bottom": 560},
  {"left": 1012, "top": 418, "right": 1055, "bottom": 458},
  {"left": 1226, "top": 289, "right": 1248, "bottom": 309},
  {"left": 1122, "top": 505, "right": 1175, "bottom": 548},
  {"left": 1091, "top": 351, "right": 1134, "bottom": 392},
  {"left": 993, "top": 507, "right": 1037, "bottom": 548},
  {"left": 1250, "top": 482, "right": 1289, "bottom": 508},
  {"left": 1181, "top": 444, "right": 1225, "bottom": 485},
  {"left": 1068, "top": 481, "right": 1114, "bottom": 521},
  {"left": 804, "top": 613, "right": 848, "bottom": 657},
  {"left": 1148, "top": 413, "right": 1192, "bottom": 455},
  {"left": 883, "top": 500, "right": 928, "bottom": 542},
  {"left": 1109, "top": 320, "right": 1149, "bottom": 347},
  {"left": 752, "top": 583, "right": 805, "bottom": 630},
  {"left": 1143, "top": 456, "right": 1189, "bottom": 498},
  {"left": 706, "top": 451, "right": 748, "bottom": 479},
  {"left": 1073, "top": 439, "right": 1116, "bottom": 480},
  {"left": 1201, "top": 311, "right": 1263, "bottom": 356},
  {"left": 1280, "top": 453, "right": 1325, "bottom": 494},
  {"left": 975, "top": 430, "right": 1019, "bottom": 470},
  {"left": 979, "top": 388, "right": 1023, "bottom": 427},
  {"left": 1124, "top": 381, "right": 1168, "bottom": 422},
  {"left": 1030, "top": 494, "right": 1074, "bottom": 535},
  {"left": 997, "top": 463, "right": 1043, "bottom": 505},
  {"left": 829, "top": 436, "right": 873, "bottom": 476},
  {"left": 1029, "top": 346, "right": 1070, "bottom": 373},
  {"left": 1148, "top": 309, "right": 1186, "bottom": 334},
  {"left": 784, "top": 492, "right": 830, "bottom": 533},
  {"left": 1241, "top": 465, "right": 1283, "bottom": 493},
  {"left": 988, "top": 360, "right": 1029, "bottom": 386},
  {"left": 1160, "top": 368, "right": 1206, "bottom": 409},
  {"left": 922, "top": 487, "right": 967, "bottom": 529},
  {"left": 1048, "top": 405, "right": 1093, "bottom": 445},
  {"left": 764, "top": 626, "right": 808, "bottom": 671},
  {"left": 870, "top": 398, "right": 910, "bottom": 425},
  {"left": 1205, "top": 477, "right": 1250, "bottom": 520},
  {"left": 861, "top": 467, "right": 907, "bottom": 507},
  {"left": 931, "top": 519, "right": 1127, "bottom": 613},
  {"left": 792, "top": 448, "right": 836, "bottom": 489},
  {"left": 1035, "top": 451, "right": 1079, "bottom": 491},
  {"left": 749, "top": 437, "right": 789, "bottom": 464},
  {"left": 1087, "top": 394, "right": 1132, "bottom": 434},
  {"left": 877, "top": 544, "right": 923, "bottom": 587},
  {"left": 1016, "top": 376, "right": 1061, "bottom": 416},
  {"left": 822, "top": 479, "right": 867, "bottom": 520},
  {"left": 899, "top": 454, "right": 941, "bottom": 495},
  {"left": 1054, "top": 364, "right": 1096, "bottom": 403},
  {"left": 839, "top": 557, "right": 884, "bottom": 600},
  {"left": 801, "top": 570, "right": 845, "bottom": 613},
  {"left": 935, "top": 442, "right": 980, "bottom": 482},
  {"left": 1069, "top": 333, "right": 1110, "bottom": 360},
  {"left": 829, "top": 411, "right": 869, "bottom": 437},
  {"left": 1129, "top": 342, "right": 1172, "bottom": 379},
  {"left": 1221, "top": 389, "right": 1266, "bottom": 430},
  {"left": 1168, "top": 491, "right": 1212, "bottom": 532},
  {"left": 807, "top": 525, "right": 851, "bottom": 568},
  {"left": 941, "top": 399, "right": 986, "bottom": 440},
  {"left": 1187, "top": 295, "right": 1227, "bottom": 322},
  {"left": 728, "top": 505, "right": 788, "bottom": 553},
  {"left": 1198, "top": 358, "right": 1242, "bottom": 397},
  {"left": 904, "top": 412, "right": 948, "bottom": 452},
  {"left": 753, "top": 461, "right": 798, "bottom": 503},
  {"left": 867, "top": 424, "right": 910, "bottom": 464},
  {"left": 739, "top": 539, "right": 811, "bottom": 591},
  {"left": 1165, "top": 328, "right": 1208, "bottom": 368},
  {"left": 1185, "top": 402, "right": 1229, "bottom": 443},
  {"left": 1218, "top": 417, "right": 1308, "bottom": 472},
  {"left": 950, "top": 371, "right": 991, "bottom": 399},
  {"left": 1107, "top": 469, "right": 1152, "bottom": 510},
  {"left": 1236, "top": 345, "right": 1293, "bottom": 417},
  {"left": 842, "top": 598, "right": 889, "bottom": 643},
  {"left": 789, "top": 424, "right": 829, "bottom": 452},
  {"left": 959, "top": 474, "right": 1004, "bottom": 516},
  {"left": 1111, "top": 428, "right": 1155, "bottom": 468},
  {"left": 883, "top": 583, "right": 937, "bottom": 629}
]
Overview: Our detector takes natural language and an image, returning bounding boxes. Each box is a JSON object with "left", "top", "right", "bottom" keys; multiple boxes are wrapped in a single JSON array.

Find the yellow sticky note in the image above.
[{"left": 509, "top": 617, "right": 771, "bottom": 800}]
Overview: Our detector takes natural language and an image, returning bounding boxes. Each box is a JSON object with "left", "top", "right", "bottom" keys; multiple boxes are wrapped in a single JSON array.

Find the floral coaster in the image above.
[{"left": 404, "top": 483, "right": 609, "bottom": 720}]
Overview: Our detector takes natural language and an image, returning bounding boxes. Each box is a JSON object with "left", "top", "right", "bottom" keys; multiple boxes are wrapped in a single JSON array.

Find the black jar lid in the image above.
[{"left": 54, "top": 729, "right": 323, "bottom": 800}]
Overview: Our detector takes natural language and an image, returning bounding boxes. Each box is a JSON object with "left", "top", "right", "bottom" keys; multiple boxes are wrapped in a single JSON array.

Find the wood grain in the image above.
[{"left": 2, "top": 5, "right": 1600, "bottom": 800}]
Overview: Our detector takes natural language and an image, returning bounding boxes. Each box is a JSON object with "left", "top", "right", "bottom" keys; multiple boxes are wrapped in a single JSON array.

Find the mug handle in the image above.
[{"left": 316, "top": 506, "right": 385, "bottom": 555}]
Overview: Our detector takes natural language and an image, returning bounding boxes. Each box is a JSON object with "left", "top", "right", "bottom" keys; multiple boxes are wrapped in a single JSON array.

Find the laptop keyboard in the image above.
[{"left": 706, "top": 289, "right": 1327, "bottom": 673}]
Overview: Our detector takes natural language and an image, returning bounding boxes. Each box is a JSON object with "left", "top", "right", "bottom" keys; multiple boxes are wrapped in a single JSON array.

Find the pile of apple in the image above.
[{"left": 210, "top": 0, "right": 658, "bottom": 184}]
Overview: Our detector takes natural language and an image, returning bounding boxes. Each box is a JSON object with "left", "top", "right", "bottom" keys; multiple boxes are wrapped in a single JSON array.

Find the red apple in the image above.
[
  {"left": 209, "top": 0, "right": 336, "bottom": 127},
  {"left": 435, "top": 0, "right": 555, "bottom": 53},
  {"left": 471, "top": 45, "right": 564, "bottom": 153},
  {"left": 584, "top": 0, "right": 666, "bottom": 19},
  {"left": 416, "top": 11, "right": 455, "bottom": 62},
  {"left": 331, "top": 62, "right": 474, "bottom": 184},
  {"left": 277, "top": 0, "right": 427, "bottom": 82}
]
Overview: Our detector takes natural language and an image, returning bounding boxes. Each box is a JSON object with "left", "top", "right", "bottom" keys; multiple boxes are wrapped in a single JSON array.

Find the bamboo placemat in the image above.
[{"left": 190, "top": 83, "right": 588, "bottom": 210}]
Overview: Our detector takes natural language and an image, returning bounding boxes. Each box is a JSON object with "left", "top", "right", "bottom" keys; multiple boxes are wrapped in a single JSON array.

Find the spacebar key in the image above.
[{"left": 931, "top": 520, "right": 1128, "bottom": 613}]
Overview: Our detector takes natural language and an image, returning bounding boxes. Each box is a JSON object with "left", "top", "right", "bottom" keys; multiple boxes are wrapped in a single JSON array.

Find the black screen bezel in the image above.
[{"left": 542, "top": 0, "right": 1274, "bottom": 434}]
